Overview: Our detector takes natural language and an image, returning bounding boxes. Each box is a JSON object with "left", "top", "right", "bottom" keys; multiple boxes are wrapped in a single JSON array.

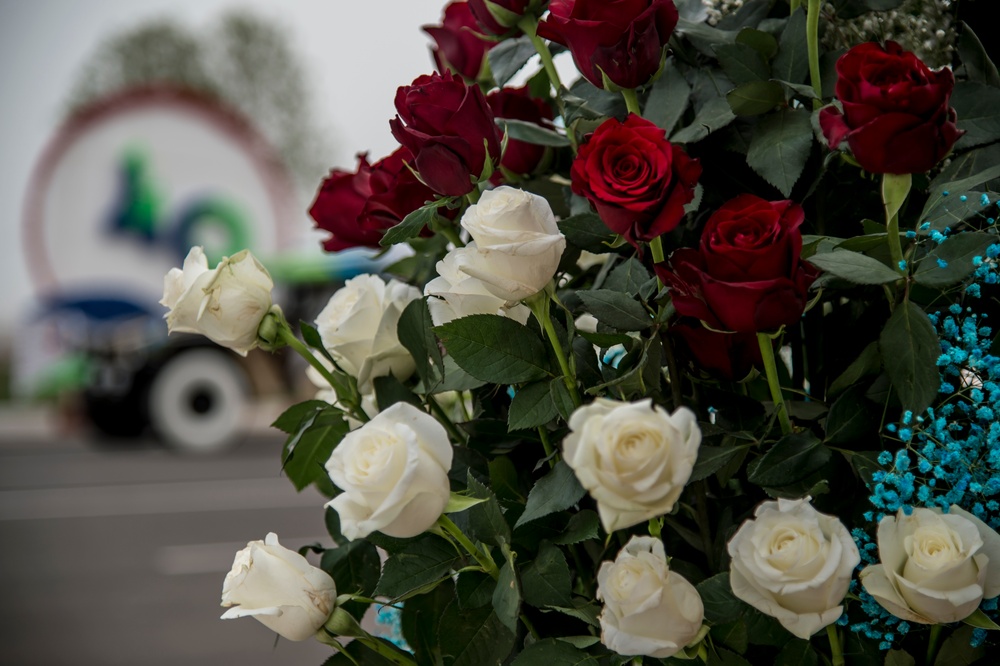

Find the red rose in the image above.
[
  {"left": 536, "top": 0, "right": 678, "bottom": 90},
  {"left": 487, "top": 86, "right": 555, "bottom": 180},
  {"left": 819, "top": 41, "right": 963, "bottom": 174},
  {"left": 571, "top": 114, "right": 700, "bottom": 248},
  {"left": 309, "top": 154, "right": 378, "bottom": 252},
  {"left": 468, "top": 0, "right": 540, "bottom": 35},
  {"left": 656, "top": 195, "right": 819, "bottom": 334},
  {"left": 390, "top": 70, "right": 502, "bottom": 197},
  {"left": 364, "top": 147, "right": 447, "bottom": 231},
  {"left": 424, "top": 2, "right": 491, "bottom": 81},
  {"left": 673, "top": 319, "right": 762, "bottom": 381}
]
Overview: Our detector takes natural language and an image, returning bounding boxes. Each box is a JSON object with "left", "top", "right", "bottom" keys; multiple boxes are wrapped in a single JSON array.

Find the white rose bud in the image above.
[
  {"left": 315, "top": 274, "right": 421, "bottom": 393},
  {"left": 598, "top": 535, "right": 704, "bottom": 659},
  {"left": 860, "top": 505, "right": 1000, "bottom": 624},
  {"left": 424, "top": 246, "right": 530, "bottom": 326},
  {"left": 458, "top": 186, "right": 566, "bottom": 303},
  {"left": 220, "top": 533, "right": 337, "bottom": 641},
  {"left": 161, "top": 246, "right": 273, "bottom": 356},
  {"left": 325, "top": 402, "right": 453, "bottom": 540},
  {"left": 563, "top": 398, "right": 701, "bottom": 532},
  {"left": 728, "top": 497, "right": 860, "bottom": 639}
]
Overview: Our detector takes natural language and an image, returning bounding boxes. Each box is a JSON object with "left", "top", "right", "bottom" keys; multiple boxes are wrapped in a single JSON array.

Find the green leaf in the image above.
[
  {"left": 715, "top": 42, "right": 770, "bottom": 85},
  {"left": 438, "top": 603, "right": 516, "bottom": 666},
  {"left": 457, "top": 571, "right": 495, "bottom": 610},
  {"left": 558, "top": 212, "right": 615, "bottom": 253},
  {"left": 465, "top": 471, "right": 512, "bottom": 547},
  {"left": 320, "top": 641, "right": 400, "bottom": 665},
  {"left": 375, "top": 537, "right": 460, "bottom": 599},
  {"left": 956, "top": 22, "right": 1000, "bottom": 89},
  {"left": 748, "top": 431, "right": 831, "bottom": 487},
  {"left": 554, "top": 510, "right": 600, "bottom": 545},
  {"left": 603, "top": 257, "right": 653, "bottom": 297},
  {"left": 299, "top": 321, "right": 330, "bottom": 358},
  {"left": 521, "top": 543, "right": 573, "bottom": 608},
  {"left": 962, "top": 607, "right": 1000, "bottom": 630},
  {"left": 829, "top": 341, "right": 882, "bottom": 396},
  {"left": 775, "top": 640, "right": 819, "bottom": 666},
  {"left": 427, "top": 354, "right": 487, "bottom": 394},
  {"left": 691, "top": 445, "right": 751, "bottom": 483},
  {"left": 825, "top": 386, "right": 875, "bottom": 444},
  {"left": 499, "top": 119, "right": 571, "bottom": 147},
  {"left": 380, "top": 201, "right": 442, "bottom": 247},
  {"left": 398, "top": 297, "right": 444, "bottom": 387},
  {"left": 919, "top": 190, "right": 994, "bottom": 234},
  {"left": 508, "top": 381, "right": 559, "bottom": 431},
  {"left": 914, "top": 232, "right": 996, "bottom": 288},
  {"left": 697, "top": 573, "right": 746, "bottom": 625},
  {"left": 773, "top": 8, "right": 808, "bottom": 84},
  {"left": 806, "top": 250, "right": 902, "bottom": 285},
  {"left": 577, "top": 289, "right": 652, "bottom": 331},
  {"left": 515, "top": 460, "right": 586, "bottom": 529},
  {"left": 923, "top": 144, "right": 1000, "bottom": 227},
  {"left": 884, "top": 649, "right": 916, "bottom": 666},
  {"left": 510, "top": 639, "right": 601, "bottom": 666},
  {"left": 708, "top": 647, "right": 753, "bottom": 666},
  {"left": 934, "top": 624, "right": 987, "bottom": 665},
  {"left": 282, "top": 409, "right": 349, "bottom": 491},
  {"left": 401, "top": 579, "right": 453, "bottom": 662},
  {"left": 671, "top": 96, "right": 737, "bottom": 143},
  {"left": 879, "top": 300, "right": 940, "bottom": 415},
  {"left": 445, "top": 492, "right": 488, "bottom": 514},
  {"left": 321, "top": 540, "right": 381, "bottom": 598},
  {"left": 492, "top": 547, "right": 521, "bottom": 633},
  {"left": 576, "top": 330, "right": 633, "bottom": 348},
  {"left": 547, "top": 599, "right": 601, "bottom": 627},
  {"left": 736, "top": 27, "right": 778, "bottom": 59},
  {"left": 711, "top": 619, "right": 749, "bottom": 655},
  {"left": 746, "top": 108, "right": 812, "bottom": 196},
  {"left": 644, "top": 63, "right": 691, "bottom": 136},
  {"left": 726, "top": 80, "right": 784, "bottom": 116},
  {"left": 435, "top": 314, "right": 551, "bottom": 384},
  {"left": 952, "top": 81, "right": 1000, "bottom": 150},
  {"left": 488, "top": 36, "right": 536, "bottom": 87},
  {"left": 373, "top": 375, "right": 422, "bottom": 411},
  {"left": 272, "top": 399, "right": 329, "bottom": 434}
]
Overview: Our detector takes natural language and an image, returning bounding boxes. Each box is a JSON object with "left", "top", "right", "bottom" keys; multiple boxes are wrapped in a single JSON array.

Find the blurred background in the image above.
[{"left": 0, "top": 1, "right": 448, "bottom": 663}]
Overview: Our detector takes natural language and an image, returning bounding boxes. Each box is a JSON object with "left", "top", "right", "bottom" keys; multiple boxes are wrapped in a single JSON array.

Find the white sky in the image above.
[{"left": 0, "top": 0, "right": 451, "bottom": 336}]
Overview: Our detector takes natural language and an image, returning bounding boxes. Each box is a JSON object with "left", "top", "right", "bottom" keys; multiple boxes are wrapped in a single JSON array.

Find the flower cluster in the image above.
[{"left": 157, "top": 1, "right": 1000, "bottom": 663}]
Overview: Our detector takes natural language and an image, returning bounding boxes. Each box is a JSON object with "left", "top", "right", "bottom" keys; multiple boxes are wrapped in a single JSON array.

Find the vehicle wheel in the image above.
[{"left": 147, "top": 349, "right": 249, "bottom": 453}]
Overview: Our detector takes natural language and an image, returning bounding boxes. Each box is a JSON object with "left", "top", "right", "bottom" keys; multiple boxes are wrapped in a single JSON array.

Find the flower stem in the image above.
[
  {"left": 437, "top": 514, "right": 500, "bottom": 579},
  {"left": 650, "top": 235, "right": 666, "bottom": 264},
  {"left": 428, "top": 394, "right": 468, "bottom": 444},
  {"left": 926, "top": 624, "right": 944, "bottom": 666},
  {"left": 826, "top": 624, "right": 844, "bottom": 666},
  {"left": 883, "top": 173, "right": 912, "bottom": 275},
  {"left": 757, "top": 332, "right": 792, "bottom": 436},
  {"left": 527, "top": 289, "right": 582, "bottom": 408},
  {"left": 621, "top": 88, "right": 642, "bottom": 116},
  {"left": 277, "top": 325, "right": 369, "bottom": 423},
  {"left": 806, "top": 0, "right": 822, "bottom": 108},
  {"left": 790, "top": 0, "right": 801, "bottom": 12},
  {"left": 537, "top": 425, "right": 556, "bottom": 467},
  {"left": 518, "top": 14, "right": 578, "bottom": 154}
]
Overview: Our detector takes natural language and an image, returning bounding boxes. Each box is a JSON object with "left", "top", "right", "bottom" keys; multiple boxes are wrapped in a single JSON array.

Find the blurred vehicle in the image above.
[{"left": 18, "top": 86, "right": 379, "bottom": 452}]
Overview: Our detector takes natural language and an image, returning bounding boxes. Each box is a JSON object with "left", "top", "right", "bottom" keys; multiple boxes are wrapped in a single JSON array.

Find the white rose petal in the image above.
[
  {"left": 424, "top": 246, "right": 530, "bottom": 326},
  {"left": 325, "top": 402, "right": 453, "bottom": 540},
  {"left": 860, "top": 505, "right": 1000, "bottom": 624},
  {"left": 161, "top": 246, "right": 273, "bottom": 356},
  {"left": 457, "top": 186, "right": 566, "bottom": 303},
  {"left": 220, "top": 533, "right": 336, "bottom": 641},
  {"left": 727, "top": 497, "right": 859, "bottom": 639},
  {"left": 315, "top": 274, "right": 421, "bottom": 393},
  {"left": 563, "top": 398, "right": 701, "bottom": 532},
  {"left": 597, "top": 536, "right": 704, "bottom": 658}
]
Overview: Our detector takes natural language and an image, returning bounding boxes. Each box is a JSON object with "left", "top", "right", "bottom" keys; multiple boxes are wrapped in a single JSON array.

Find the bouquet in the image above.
[{"left": 161, "top": 1, "right": 1000, "bottom": 664}]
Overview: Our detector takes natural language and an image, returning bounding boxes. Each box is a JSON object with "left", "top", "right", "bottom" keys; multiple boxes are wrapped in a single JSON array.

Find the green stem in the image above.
[
  {"left": 926, "top": 624, "right": 943, "bottom": 666},
  {"left": 806, "top": 0, "right": 822, "bottom": 107},
  {"left": 527, "top": 289, "right": 582, "bottom": 408},
  {"left": 650, "top": 235, "right": 666, "bottom": 264},
  {"left": 790, "top": 0, "right": 801, "bottom": 12},
  {"left": 428, "top": 395, "right": 467, "bottom": 444},
  {"left": 537, "top": 425, "right": 556, "bottom": 467},
  {"left": 520, "top": 613, "right": 541, "bottom": 641},
  {"left": 826, "top": 624, "right": 844, "bottom": 666},
  {"left": 438, "top": 514, "right": 500, "bottom": 579},
  {"left": 693, "top": 480, "right": 714, "bottom": 568},
  {"left": 621, "top": 88, "right": 642, "bottom": 116},
  {"left": 757, "top": 332, "right": 792, "bottom": 436},
  {"left": 277, "top": 326, "right": 368, "bottom": 423},
  {"left": 883, "top": 173, "right": 912, "bottom": 275},
  {"left": 439, "top": 224, "right": 465, "bottom": 248},
  {"left": 465, "top": 188, "right": 481, "bottom": 206},
  {"left": 354, "top": 636, "right": 416, "bottom": 666},
  {"left": 518, "top": 14, "right": 578, "bottom": 154}
]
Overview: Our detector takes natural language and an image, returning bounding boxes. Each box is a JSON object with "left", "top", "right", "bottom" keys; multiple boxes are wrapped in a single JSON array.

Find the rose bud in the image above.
[
  {"left": 537, "top": 0, "right": 679, "bottom": 90},
  {"left": 220, "top": 533, "right": 337, "bottom": 641},
  {"left": 161, "top": 246, "right": 273, "bottom": 356},
  {"left": 424, "top": 1, "right": 492, "bottom": 81},
  {"left": 820, "top": 41, "right": 963, "bottom": 175},
  {"left": 390, "top": 70, "right": 502, "bottom": 197}
]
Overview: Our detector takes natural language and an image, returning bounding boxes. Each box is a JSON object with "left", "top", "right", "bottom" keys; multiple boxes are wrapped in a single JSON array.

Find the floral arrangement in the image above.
[{"left": 161, "top": 0, "right": 1000, "bottom": 664}]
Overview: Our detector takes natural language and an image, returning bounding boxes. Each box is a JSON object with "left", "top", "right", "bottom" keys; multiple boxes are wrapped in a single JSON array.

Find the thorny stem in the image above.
[
  {"left": 277, "top": 326, "right": 369, "bottom": 423},
  {"left": 438, "top": 514, "right": 500, "bottom": 579},
  {"left": 518, "top": 14, "right": 579, "bottom": 154},
  {"left": 527, "top": 289, "right": 582, "bottom": 408}
]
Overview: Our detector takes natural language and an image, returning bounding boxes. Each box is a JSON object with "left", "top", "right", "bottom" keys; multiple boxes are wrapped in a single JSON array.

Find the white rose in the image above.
[
  {"left": 563, "top": 398, "right": 701, "bottom": 532},
  {"left": 457, "top": 186, "right": 566, "bottom": 303},
  {"left": 325, "top": 402, "right": 453, "bottom": 540},
  {"left": 220, "top": 532, "right": 336, "bottom": 641},
  {"left": 424, "top": 246, "right": 530, "bottom": 326},
  {"left": 860, "top": 505, "right": 1000, "bottom": 624},
  {"left": 727, "top": 497, "right": 860, "bottom": 639},
  {"left": 161, "top": 246, "right": 273, "bottom": 356},
  {"left": 598, "top": 535, "right": 704, "bottom": 658},
  {"left": 315, "top": 274, "right": 421, "bottom": 393}
]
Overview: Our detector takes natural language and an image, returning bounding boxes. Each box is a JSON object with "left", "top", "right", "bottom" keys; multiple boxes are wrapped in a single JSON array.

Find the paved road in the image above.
[{"left": 0, "top": 429, "right": 336, "bottom": 666}]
